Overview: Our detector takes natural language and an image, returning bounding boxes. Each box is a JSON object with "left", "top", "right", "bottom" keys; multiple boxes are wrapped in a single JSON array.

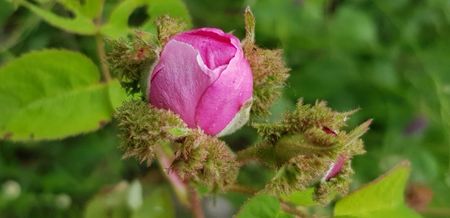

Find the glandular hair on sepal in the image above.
[
  {"left": 172, "top": 129, "right": 239, "bottom": 191},
  {"left": 114, "top": 100, "right": 188, "bottom": 164},
  {"left": 156, "top": 16, "right": 188, "bottom": 47},
  {"left": 242, "top": 7, "right": 290, "bottom": 119},
  {"left": 107, "top": 32, "right": 156, "bottom": 95}
]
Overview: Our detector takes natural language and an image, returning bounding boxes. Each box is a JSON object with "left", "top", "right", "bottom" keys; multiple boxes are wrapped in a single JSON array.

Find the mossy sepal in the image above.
[
  {"left": 242, "top": 7, "right": 290, "bottom": 119},
  {"left": 238, "top": 100, "right": 371, "bottom": 204},
  {"left": 115, "top": 100, "right": 239, "bottom": 192}
]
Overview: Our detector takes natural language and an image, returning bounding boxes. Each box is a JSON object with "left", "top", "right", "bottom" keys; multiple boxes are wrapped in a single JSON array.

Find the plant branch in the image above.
[
  {"left": 95, "top": 34, "right": 112, "bottom": 82},
  {"left": 94, "top": 0, "right": 112, "bottom": 82},
  {"left": 156, "top": 146, "right": 189, "bottom": 207},
  {"left": 188, "top": 185, "right": 205, "bottom": 218}
]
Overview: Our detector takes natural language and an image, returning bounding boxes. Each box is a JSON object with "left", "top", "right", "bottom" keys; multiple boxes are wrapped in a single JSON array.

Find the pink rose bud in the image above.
[
  {"left": 323, "top": 155, "right": 347, "bottom": 181},
  {"left": 148, "top": 28, "right": 253, "bottom": 136}
]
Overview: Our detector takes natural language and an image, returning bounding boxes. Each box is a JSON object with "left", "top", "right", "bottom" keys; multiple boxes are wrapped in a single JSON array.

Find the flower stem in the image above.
[
  {"left": 188, "top": 185, "right": 205, "bottom": 218},
  {"left": 156, "top": 146, "right": 189, "bottom": 207}
]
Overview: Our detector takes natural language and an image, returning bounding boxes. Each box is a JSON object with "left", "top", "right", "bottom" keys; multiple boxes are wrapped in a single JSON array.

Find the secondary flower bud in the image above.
[
  {"left": 323, "top": 154, "right": 347, "bottom": 181},
  {"left": 148, "top": 28, "right": 253, "bottom": 136}
]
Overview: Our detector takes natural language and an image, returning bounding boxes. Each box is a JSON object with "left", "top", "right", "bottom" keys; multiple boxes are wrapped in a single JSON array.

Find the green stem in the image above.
[
  {"left": 95, "top": 34, "right": 112, "bottom": 82},
  {"left": 94, "top": 0, "right": 111, "bottom": 82}
]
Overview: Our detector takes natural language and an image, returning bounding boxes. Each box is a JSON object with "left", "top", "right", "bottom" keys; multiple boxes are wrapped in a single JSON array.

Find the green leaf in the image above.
[
  {"left": 0, "top": 49, "right": 125, "bottom": 141},
  {"left": 236, "top": 194, "right": 293, "bottom": 218},
  {"left": 101, "top": 0, "right": 191, "bottom": 38},
  {"left": 131, "top": 186, "right": 174, "bottom": 218},
  {"left": 143, "top": 0, "right": 191, "bottom": 30},
  {"left": 280, "top": 188, "right": 316, "bottom": 206},
  {"left": 100, "top": 0, "right": 146, "bottom": 38},
  {"left": 334, "top": 161, "right": 422, "bottom": 218},
  {"left": 81, "top": 0, "right": 103, "bottom": 19},
  {"left": 20, "top": 1, "right": 97, "bottom": 35}
]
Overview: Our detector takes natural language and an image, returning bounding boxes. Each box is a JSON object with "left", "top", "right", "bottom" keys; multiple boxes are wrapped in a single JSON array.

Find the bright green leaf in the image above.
[
  {"left": 131, "top": 186, "right": 174, "bottom": 218},
  {"left": 334, "top": 161, "right": 422, "bottom": 218},
  {"left": 81, "top": 0, "right": 103, "bottom": 19},
  {"left": 100, "top": 0, "right": 146, "bottom": 38},
  {"left": 20, "top": 1, "right": 97, "bottom": 35},
  {"left": 101, "top": 0, "right": 191, "bottom": 38},
  {"left": 141, "top": 0, "right": 191, "bottom": 34},
  {"left": 236, "top": 194, "right": 293, "bottom": 218},
  {"left": 0, "top": 49, "right": 125, "bottom": 141},
  {"left": 280, "top": 188, "right": 316, "bottom": 206},
  {"left": 57, "top": 0, "right": 82, "bottom": 14}
]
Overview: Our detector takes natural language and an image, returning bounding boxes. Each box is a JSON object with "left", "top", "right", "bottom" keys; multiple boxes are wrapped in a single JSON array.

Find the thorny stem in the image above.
[
  {"left": 188, "top": 185, "right": 205, "bottom": 218},
  {"left": 156, "top": 146, "right": 189, "bottom": 207}
]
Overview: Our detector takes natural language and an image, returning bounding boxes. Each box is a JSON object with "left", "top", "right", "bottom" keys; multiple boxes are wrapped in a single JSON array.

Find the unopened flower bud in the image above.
[{"left": 148, "top": 28, "right": 253, "bottom": 136}]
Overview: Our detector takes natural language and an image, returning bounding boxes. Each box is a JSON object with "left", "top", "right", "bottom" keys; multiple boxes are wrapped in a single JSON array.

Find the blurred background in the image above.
[{"left": 1, "top": 0, "right": 449, "bottom": 217}]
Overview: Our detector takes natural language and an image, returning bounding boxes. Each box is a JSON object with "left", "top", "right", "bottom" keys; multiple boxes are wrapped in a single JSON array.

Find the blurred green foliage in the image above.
[{"left": 0, "top": 0, "right": 449, "bottom": 217}]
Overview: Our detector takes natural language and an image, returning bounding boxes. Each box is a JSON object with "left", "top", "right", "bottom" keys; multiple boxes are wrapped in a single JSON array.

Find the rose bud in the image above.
[
  {"left": 322, "top": 155, "right": 347, "bottom": 181},
  {"left": 148, "top": 28, "right": 253, "bottom": 136}
]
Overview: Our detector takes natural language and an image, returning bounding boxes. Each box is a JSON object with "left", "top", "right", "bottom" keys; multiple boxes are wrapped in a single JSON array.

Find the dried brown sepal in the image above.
[
  {"left": 242, "top": 7, "right": 290, "bottom": 118},
  {"left": 114, "top": 100, "right": 187, "bottom": 164},
  {"left": 172, "top": 129, "right": 239, "bottom": 191},
  {"left": 107, "top": 31, "right": 155, "bottom": 94},
  {"left": 156, "top": 15, "right": 187, "bottom": 47}
]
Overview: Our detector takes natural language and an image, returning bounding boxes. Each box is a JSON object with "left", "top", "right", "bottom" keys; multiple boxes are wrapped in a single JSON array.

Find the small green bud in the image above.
[{"left": 240, "top": 100, "right": 371, "bottom": 203}]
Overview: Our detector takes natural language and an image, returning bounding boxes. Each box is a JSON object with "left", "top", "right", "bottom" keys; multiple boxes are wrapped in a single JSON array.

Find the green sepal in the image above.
[{"left": 242, "top": 7, "right": 290, "bottom": 119}]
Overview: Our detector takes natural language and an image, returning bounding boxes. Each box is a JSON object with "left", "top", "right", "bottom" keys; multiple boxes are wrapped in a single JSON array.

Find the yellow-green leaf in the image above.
[
  {"left": 334, "top": 161, "right": 422, "bottom": 218},
  {"left": 0, "top": 49, "right": 125, "bottom": 141},
  {"left": 20, "top": 1, "right": 97, "bottom": 35}
]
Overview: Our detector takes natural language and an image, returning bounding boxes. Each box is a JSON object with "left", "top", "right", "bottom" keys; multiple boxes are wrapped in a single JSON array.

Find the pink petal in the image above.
[
  {"left": 324, "top": 155, "right": 347, "bottom": 181},
  {"left": 194, "top": 37, "right": 253, "bottom": 135},
  {"left": 149, "top": 40, "right": 219, "bottom": 127},
  {"left": 174, "top": 28, "right": 237, "bottom": 70}
]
